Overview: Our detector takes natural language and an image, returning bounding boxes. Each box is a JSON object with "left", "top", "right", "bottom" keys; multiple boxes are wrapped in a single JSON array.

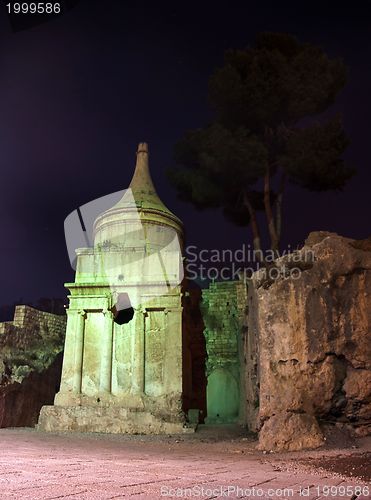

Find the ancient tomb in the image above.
[{"left": 39, "top": 143, "right": 189, "bottom": 433}]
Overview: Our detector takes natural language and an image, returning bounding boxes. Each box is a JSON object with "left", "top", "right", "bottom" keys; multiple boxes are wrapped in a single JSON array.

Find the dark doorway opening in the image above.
[{"left": 112, "top": 293, "right": 134, "bottom": 325}]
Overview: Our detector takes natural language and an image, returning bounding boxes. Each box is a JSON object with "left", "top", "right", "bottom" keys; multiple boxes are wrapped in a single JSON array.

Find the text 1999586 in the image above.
[{"left": 6, "top": 3, "right": 61, "bottom": 14}]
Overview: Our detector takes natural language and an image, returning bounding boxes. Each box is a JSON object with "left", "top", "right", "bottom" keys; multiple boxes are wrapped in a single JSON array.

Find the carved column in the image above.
[
  {"left": 164, "top": 306, "right": 183, "bottom": 394},
  {"left": 100, "top": 309, "right": 114, "bottom": 393},
  {"left": 131, "top": 307, "right": 146, "bottom": 394},
  {"left": 73, "top": 309, "right": 86, "bottom": 393}
]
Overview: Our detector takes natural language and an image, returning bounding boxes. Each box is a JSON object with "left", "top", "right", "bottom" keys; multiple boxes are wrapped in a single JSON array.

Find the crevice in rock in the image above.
[{"left": 278, "top": 359, "right": 299, "bottom": 365}]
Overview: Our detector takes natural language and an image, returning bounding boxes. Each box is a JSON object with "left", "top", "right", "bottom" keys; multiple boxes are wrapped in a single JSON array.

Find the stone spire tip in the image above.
[
  {"left": 137, "top": 142, "right": 148, "bottom": 154},
  {"left": 130, "top": 142, "right": 154, "bottom": 194}
]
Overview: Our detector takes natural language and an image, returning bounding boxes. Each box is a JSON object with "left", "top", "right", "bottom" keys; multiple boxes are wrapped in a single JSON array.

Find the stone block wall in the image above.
[
  {"left": 201, "top": 281, "right": 247, "bottom": 423},
  {"left": 0, "top": 305, "right": 66, "bottom": 427}
]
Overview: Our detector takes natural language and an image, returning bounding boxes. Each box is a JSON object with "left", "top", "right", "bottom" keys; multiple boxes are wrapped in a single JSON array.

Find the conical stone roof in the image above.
[{"left": 93, "top": 143, "right": 183, "bottom": 246}]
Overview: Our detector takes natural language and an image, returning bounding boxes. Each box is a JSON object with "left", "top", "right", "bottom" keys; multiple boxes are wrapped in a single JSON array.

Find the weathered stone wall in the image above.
[
  {"left": 1, "top": 305, "right": 66, "bottom": 335},
  {"left": 244, "top": 232, "right": 371, "bottom": 451},
  {"left": 0, "top": 305, "right": 66, "bottom": 427},
  {"left": 202, "top": 281, "right": 247, "bottom": 423}
]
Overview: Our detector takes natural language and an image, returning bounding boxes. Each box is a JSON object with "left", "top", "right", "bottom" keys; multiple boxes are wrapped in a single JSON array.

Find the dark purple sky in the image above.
[{"left": 0, "top": 2, "right": 370, "bottom": 306}]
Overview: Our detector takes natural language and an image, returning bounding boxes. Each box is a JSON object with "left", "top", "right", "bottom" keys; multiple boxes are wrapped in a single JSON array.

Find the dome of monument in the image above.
[{"left": 93, "top": 143, "right": 183, "bottom": 248}]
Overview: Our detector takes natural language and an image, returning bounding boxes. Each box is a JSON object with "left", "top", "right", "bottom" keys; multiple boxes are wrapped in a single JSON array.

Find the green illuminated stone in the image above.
[
  {"left": 202, "top": 281, "right": 247, "bottom": 424},
  {"left": 38, "top": 143, "right": 189, "bottom": 434}
]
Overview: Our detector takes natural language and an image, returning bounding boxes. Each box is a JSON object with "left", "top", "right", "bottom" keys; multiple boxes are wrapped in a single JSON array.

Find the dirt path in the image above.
[{"left": 0, "top": 428, "right": 369, "bottom": 499}]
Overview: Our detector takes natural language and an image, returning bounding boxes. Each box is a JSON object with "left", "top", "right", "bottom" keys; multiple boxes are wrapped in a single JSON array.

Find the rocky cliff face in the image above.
[
  {"left": 0, "top": 306, "right": 66, "bottom": 427},
  {"left": 244, "top": 232, "right": 371, "bottom": 451}
]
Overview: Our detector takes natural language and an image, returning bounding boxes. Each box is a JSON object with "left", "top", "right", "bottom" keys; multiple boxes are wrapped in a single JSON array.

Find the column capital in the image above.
[
  {"left": 135, "top": 305, "right": 147, "bottom": 316},
  {"left": 102, "top": 308, "right": 114, "bottom": 318}
]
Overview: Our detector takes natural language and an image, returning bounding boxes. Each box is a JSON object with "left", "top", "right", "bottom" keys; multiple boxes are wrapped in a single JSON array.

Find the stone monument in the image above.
[{"left": 38, "top": 143, "right": 191, "bottom": 434}]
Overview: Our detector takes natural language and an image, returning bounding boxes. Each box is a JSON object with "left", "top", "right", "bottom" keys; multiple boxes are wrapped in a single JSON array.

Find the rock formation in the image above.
[
  {"left": 244, "top": 232, "right": 371, "bottom": 451},
  {"left": 0, "top": 305, "right": 66, "bottom": 427}
]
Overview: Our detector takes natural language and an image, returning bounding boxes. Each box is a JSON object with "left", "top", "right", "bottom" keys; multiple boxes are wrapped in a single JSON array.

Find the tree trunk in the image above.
[
  {"left": 275, "top": 172, "right": 287, "bottom": 243},
  {"left": 264, "top": 168, "right": 279, "bottom": 254},
  {"left": 243, "top": 192, "right": 263, "bottom": 261}
]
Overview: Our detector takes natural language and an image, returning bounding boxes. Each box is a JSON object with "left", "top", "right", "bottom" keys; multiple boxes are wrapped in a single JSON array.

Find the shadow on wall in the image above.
[{"left": 182, "top": 282, "right": 207, "bottom": 423}]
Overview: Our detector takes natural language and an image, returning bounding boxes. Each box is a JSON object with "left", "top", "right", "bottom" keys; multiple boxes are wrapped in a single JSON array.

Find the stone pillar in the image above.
[
  {"left": 99, "top": 309, "right": 114, "bottom": 394},
  {"left": 57, "top": 309, "right": 75, "bottom": 397},
  {"left": 131, "top": 307, "right": 145, "bottom": 394},
  {"left": 164, "top": 307, "right": 183, "bottom": 394},
  {"left": 73, "top": 310, "right": 86, "bottom": 393},
  {"left": 55, "top": 308, "right": 85, "bottom": 405}
]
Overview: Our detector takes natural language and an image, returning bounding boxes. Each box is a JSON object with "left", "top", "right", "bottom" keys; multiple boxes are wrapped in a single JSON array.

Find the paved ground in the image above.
[{"left": 0, "top": 427, "right": 369, "bottom": 499}]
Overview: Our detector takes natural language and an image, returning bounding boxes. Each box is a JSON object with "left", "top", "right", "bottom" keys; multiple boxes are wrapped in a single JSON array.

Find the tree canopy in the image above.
[{"left": 168, "top": 32, "right": 355, "bottom": 254}]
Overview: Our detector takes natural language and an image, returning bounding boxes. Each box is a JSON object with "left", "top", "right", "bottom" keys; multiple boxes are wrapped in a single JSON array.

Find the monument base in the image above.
[{"left": 38, "top": 405, "right": 196, "bottom": 435}]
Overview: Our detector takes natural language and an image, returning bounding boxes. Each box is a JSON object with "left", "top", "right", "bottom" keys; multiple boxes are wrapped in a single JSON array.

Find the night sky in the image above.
[{"left": 0, "top": 2, "right": 370, "bottom": 309}]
